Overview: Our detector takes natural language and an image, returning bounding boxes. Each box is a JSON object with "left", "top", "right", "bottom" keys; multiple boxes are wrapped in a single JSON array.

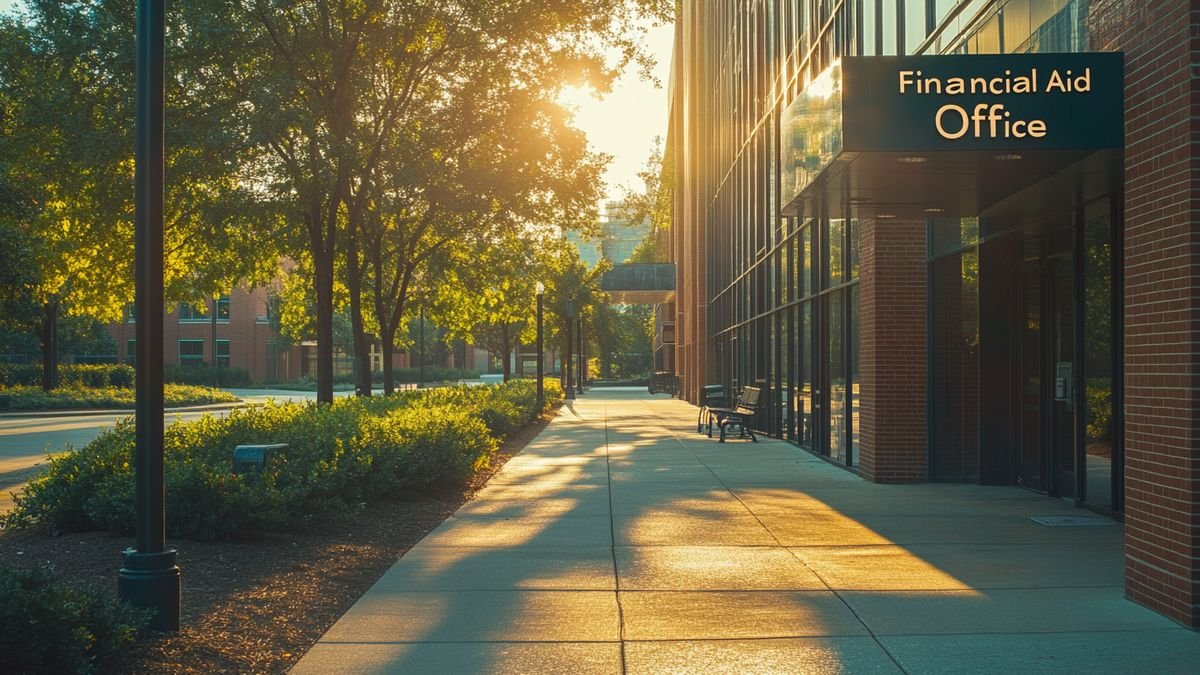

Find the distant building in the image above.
[
  {"left": 566, "top": 199, "right": 652, "bottom": 268},
  {"left": 600, "top": 200, "right": 651, "bottom": 264}
]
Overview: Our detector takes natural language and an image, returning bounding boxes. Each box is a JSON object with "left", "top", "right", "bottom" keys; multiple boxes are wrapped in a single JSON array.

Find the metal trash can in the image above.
[{"left": 697, "top": 384, "right": 726, "bottom": 433}]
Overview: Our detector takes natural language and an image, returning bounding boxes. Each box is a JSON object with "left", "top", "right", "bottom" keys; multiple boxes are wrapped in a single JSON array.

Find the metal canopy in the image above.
[{"left": 600, "top": 263, "right": 676, "bottom": 305}]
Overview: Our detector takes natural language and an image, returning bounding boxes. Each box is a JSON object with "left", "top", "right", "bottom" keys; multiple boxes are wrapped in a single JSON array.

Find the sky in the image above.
[
  {"left": 0, "top": 0, "right": 674, "bottom": 203},
  {"left": 558, "top": 23, "right": 677, "bottom": 205}
]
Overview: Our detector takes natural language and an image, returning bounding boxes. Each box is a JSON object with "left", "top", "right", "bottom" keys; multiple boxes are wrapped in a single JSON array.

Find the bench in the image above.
[{"left": 704, "top": 386, "right": 760, "bottom": 443}]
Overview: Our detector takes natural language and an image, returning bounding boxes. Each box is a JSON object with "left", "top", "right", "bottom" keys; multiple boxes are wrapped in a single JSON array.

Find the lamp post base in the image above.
[{"left": 118, "top": 548, "right": 181, "bottom": 632}]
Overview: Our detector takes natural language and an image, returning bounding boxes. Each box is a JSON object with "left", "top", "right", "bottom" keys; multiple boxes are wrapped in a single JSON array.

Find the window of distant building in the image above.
[
  {"left": 178, "top": 340, "right": 205, "bottom": 366},
  {"left": 179, "top": 296, "right": 230, "bottom": 322}
]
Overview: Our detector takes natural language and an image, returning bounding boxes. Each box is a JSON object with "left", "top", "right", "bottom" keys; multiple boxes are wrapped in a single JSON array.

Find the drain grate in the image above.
[{"left": 1030, "top": 515, "right": 1117, "bottom": 527}]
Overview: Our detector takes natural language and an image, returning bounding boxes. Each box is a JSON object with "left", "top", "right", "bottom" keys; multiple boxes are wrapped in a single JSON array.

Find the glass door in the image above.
[{"left": 1016, "top": 225, "right": 1078, "bottom": 498}]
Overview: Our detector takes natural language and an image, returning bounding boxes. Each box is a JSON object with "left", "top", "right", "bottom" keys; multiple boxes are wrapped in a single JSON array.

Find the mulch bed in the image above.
[{"left": 0, "top": 411, "right": 555, "bottom": 673}]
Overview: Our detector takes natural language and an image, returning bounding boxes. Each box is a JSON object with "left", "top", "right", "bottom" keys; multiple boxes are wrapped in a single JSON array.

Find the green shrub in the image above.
[
  {"left": 1085, "top": 380, "right": 1113, "bottom": 442},
  {"left": 0, "top": 384, "right": 238, "bottom": 411},
  {"left": 0, "top": 363, "right": 41, "bottom": 386},
  {"left": 164, "top": 364, "right": 252, "bottom": 388},
  {"left": 0, "top": 364, "right": 137, "bottom": 388},
  {"left": 0, "top": 565, "right": 150, "bottom": 674},
  {"left": 6, "top": 378, "right": 552, "bottom": 540}
]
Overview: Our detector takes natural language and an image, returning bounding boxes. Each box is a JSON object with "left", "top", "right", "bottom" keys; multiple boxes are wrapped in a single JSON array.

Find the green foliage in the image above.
[
  {"left": 0, "top": 363, "right": 133, "bottom": 387},
  {"left": 0, "top": 565, "right": 151, "bottom": 674},
  {"left": 1086, "top": 379, "right": 1113, "bottom": 443},
  {"left": 0, "top": 384, "right": 238, "bottom": 411},
  {"left": 6, "top": 381, "right": 553, "bottom": 540},
  {"left": 164, "top": 364, "right": 252, "bottom": 388}
]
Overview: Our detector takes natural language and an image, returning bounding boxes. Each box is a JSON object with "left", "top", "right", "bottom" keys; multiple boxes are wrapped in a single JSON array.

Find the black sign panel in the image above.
[{"left": 842, "top": 53, "right": 1123, "bottom": 152}]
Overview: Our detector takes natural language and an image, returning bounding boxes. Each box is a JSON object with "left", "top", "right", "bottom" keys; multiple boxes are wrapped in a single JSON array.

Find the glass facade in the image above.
[{"left": 693, "top": 0, "right": 1119, "bottom": 501}]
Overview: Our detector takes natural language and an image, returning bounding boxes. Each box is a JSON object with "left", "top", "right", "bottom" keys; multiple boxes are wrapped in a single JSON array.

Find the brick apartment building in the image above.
[
  {"left": 110, "top": 284, "right": 303, "bottom": 383},
  {"left": 666, "top": 1, "right": 1199, "bottom": 627},
  {"left": 109, "top": 283, "right": 527, "bottom": 383}
]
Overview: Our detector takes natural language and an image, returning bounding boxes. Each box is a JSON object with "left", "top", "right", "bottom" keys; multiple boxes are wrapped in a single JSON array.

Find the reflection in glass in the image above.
[
  {"left": 861, "top": 0, "right": 877, "bottom": 55},
  {"left": 829, "top": 290, "right": 846, "bottom": 463},
  {"left": 801, "top": 224, "right": 813, "bottom": 297},
  {"left": 799, "top": 302, "right": 813, "bottom": 448},
  {"left": 849, "top": 217, "right": 860, "bottom": 279},
  {"left": 849, "top": 285, "right": 860, "bottom": 466},
  {"left": 904, "top": 0, "right": 927, "bottom": 53},
  {"left": 930, "top": 250, "right": 981, "bottom": 479},
  {"left": 882, "top": 0, "right": 897, "bottom": 54},
  {"left": 828, "top": 218, "right": 845, "bottom": 286},
  {"left": 1084, "top": 201, "right": 1113, "bottom": 508}
]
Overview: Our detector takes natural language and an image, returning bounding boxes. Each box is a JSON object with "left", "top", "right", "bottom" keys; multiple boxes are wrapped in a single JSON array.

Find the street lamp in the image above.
[
  {"left": 121, "top": 0, "right": 180, "bottom": 633},
  {"left": 576, "top": 312, "right": 585, "bottom": 396},
  {"left": 535, "top": 282, "right": 544, "bottom": 410},
  {"left": 564, "top": 298, "right": 575, "bottom": 399}
]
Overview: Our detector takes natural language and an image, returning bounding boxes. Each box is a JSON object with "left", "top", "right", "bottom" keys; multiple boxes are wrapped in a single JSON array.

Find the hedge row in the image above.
[
  {"left": 0, "top": 363, "right": 253, "bottom": 389},
  {"left": 6, "top": 379, "right": 562, "bottom": 541},
  {"left": 0, "top": 364, "right": 135, "bottom": 388},
  {"left": 163, "top": 364, "right": 252, "bottom": 388},
  {"left": 0, "top": 384, "right": 239, "bottom": 411},
  {"left": 0, "top": 565, "right": 149, "bottom": 674}
]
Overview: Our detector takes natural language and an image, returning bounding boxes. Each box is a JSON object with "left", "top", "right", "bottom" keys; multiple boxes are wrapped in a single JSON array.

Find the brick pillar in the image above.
[
  {"left": 858, "top": 218, "right": 927, "bottom": 483},
  {"left": 1089, "top": 0, "right": 1200, "bottom": 628}
]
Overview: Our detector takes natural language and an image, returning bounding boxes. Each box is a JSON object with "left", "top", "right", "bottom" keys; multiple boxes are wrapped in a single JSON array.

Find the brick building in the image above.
[
  {"left": 110, "top": 284, "right": 302, "bottom": 383},
  {"left": 666, "top": 1, "right": 1198, "bottom": 627}
]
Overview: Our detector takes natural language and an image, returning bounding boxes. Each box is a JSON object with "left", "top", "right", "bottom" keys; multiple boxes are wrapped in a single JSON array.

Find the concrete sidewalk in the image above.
[{"left": 294, "top": 388, "right": 1199, "bottom": 674}]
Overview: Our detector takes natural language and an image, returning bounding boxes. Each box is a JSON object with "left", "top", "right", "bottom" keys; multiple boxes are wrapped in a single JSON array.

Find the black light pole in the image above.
[
  {"left": 576, "top": 313, "right": 585, "bottom": 395},
  {"left": 120, "top": 0, "right": 180, "bottom": 633},
  {"left": 564, "top": 299, "right": 575, "bottom": 399},
  {"left": 535, "top": 282, "right": 544, "bottom": 410},
  {"left": 418, "top": 305, "right": 425, "bottom": 388},
  {"left": 210, "top": 295, "right": 217, "bottom": 387}
]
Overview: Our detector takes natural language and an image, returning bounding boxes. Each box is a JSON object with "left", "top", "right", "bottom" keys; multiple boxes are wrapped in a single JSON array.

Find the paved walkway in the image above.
[{"left": 294, "top": 389, "right": 1199, "bottom": 674}]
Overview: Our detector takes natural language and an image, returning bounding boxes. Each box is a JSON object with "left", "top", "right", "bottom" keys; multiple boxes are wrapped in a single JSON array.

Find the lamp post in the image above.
[
  {"left": 121, "top": 0, "right": 180, "bottom": 633},
  {"left": 576, "top": 313, "right": 585, "bottom": 396},
  {"left": 535, "top": 282, "right": 544, "bottom": 410},
  {"left": 564, "top": 298, "right": 575, "bottom": 399},
  {"left": 418, "top": 305, "right": 425, "bottom": 388},
  {"left": 576, "top": 312, "right": 585, "bottom": 391}
]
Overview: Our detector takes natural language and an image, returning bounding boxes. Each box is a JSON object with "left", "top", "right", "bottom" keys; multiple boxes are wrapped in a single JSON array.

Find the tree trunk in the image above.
[
  {"left": 346, "top": 245, "right": 372, "bottom": 397},
  {"left": 39, "top": 300, "right": 59, "bottom": 391},
  {"left": 380, "top": 326, "right": 396, "bottom": 395},
  {"left": 313, "top": 238, "right": 335, "bottom": 405},
  {"left": 500, "top": 324, "right": 512, "bottom": 382}
]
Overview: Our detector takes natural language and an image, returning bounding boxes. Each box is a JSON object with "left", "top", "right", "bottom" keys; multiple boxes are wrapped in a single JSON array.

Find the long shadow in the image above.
[{"left": 296, "top": 388, "right": 1197, "bottom": 674}]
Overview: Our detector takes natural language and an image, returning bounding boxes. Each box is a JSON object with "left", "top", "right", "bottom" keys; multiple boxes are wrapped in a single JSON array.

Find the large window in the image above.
[
  {"left": 1083, "top": 199, "right": 1114, "bottom": 508},
  {"left": 180, "top": 296, "right": 230, "bottom": 322},
  {"left": 179, "top": 340, "right": 205, "bottom": 366},
  {"left": 215, "top": 339, "right": 231, "bottom": 368},
  {"left": 903, "top": 0, "right": 927, "bottom": 53},
  {"left": 930, "top": 247, "right": 981, "bottom": 480}
]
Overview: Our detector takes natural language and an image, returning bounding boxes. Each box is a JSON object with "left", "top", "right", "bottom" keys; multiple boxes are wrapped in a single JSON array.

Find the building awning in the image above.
[
  {"left": 600, "top": 263, "right": 676, "bottom": 304},
  {"left": 781, "top": 53, "right": 1124, "bottom": 220}
]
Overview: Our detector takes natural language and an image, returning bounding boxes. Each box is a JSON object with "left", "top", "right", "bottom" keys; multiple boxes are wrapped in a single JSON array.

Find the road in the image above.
[{"left": 0, "top": 388, "right": 340, "bottom": 514}]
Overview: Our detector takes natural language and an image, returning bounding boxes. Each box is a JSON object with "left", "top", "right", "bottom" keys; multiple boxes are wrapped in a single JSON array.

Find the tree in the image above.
[
  {"left": 433, "top": 232, "right": 558, "bottom": 382},
  {"left": 622, "top": 138, "right": 674, "bottom": 264},
  {"left": 0, "top": 2, "right": 279, "bottom": 389},
  {"left": 239, "top": 1, "right": 672, "bottom": 401}
]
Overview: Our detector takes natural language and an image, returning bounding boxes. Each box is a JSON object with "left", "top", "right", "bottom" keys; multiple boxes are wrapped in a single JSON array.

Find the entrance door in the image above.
[{"left": 1016, "top": 226, "right": 1077, "bottom": 498}]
